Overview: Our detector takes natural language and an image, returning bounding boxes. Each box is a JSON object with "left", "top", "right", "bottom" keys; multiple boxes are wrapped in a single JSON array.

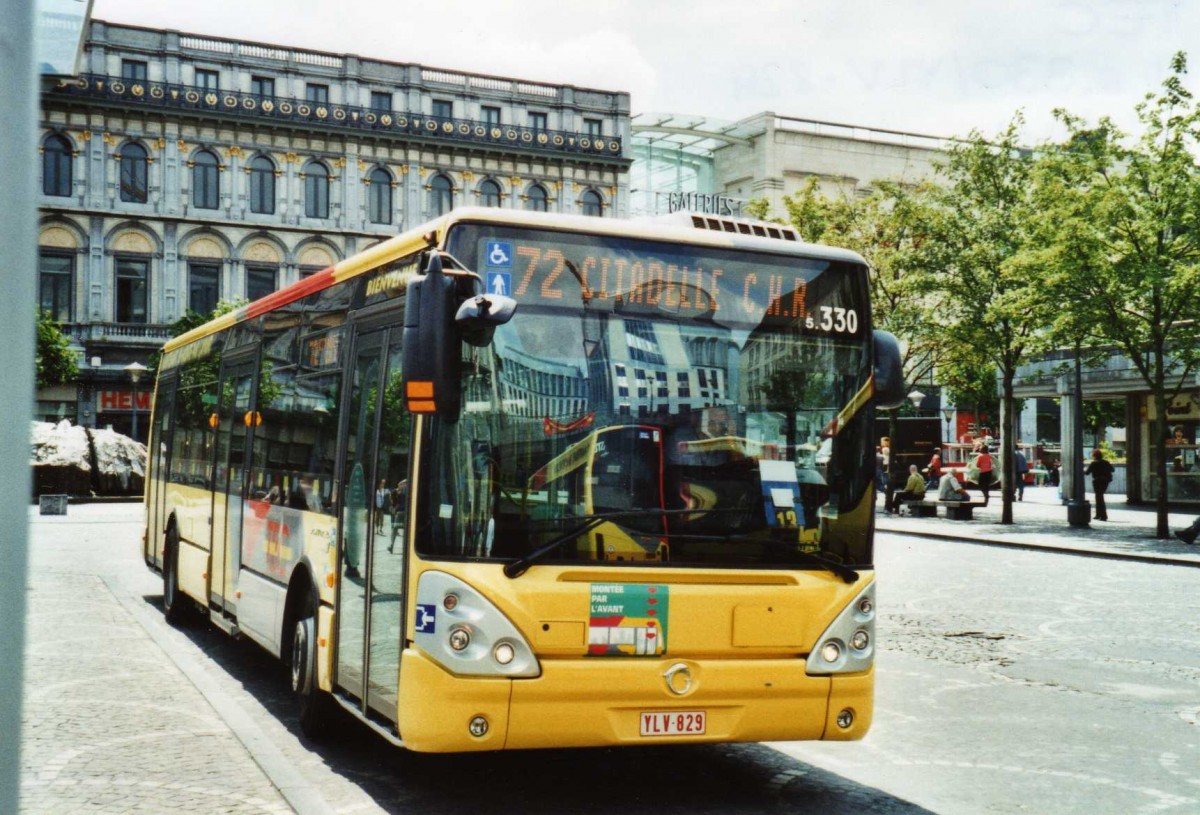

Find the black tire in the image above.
[
  {"left": 291, "top": 602, "right": 331, "bottom": 738},
  {"left": 162, "top": 526, "right": 190, "bottom": 626}
]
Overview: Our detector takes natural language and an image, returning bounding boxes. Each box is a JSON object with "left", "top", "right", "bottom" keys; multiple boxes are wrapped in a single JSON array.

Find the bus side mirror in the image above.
[
  {"left": 456, "top": 293, "right": 516, "bottom": 347},
  {"left": 403, "top": 253, "right": 462, "bottom": 419},
  {"left": 872, "top": 330, "right": 906, "bottom": 409}
]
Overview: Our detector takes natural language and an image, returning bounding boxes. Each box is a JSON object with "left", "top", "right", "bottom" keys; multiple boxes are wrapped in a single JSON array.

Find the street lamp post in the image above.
[
  {"left": 907, "top": 390, "right": 926, "bottom": 415},
  {"left": 941, "top": 407, "right": 954, "bottom": 446},
  {"left": 124, "top": 362, "right": 148, "bottom": 442}
]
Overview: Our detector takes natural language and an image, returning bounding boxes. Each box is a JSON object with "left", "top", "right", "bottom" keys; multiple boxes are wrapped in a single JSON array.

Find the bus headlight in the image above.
[
  {"left": 806, "top": 581, "right": 876, "bottom": 676},
  {"left": 414, "top": 571, "right": 540, "bottom": 678}
]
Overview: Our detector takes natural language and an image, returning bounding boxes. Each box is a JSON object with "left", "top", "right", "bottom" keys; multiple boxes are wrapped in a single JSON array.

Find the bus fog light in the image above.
[
  {"left": 851, "top": 630, "right": 870, "bottom": 651},
  {"left": 443, "top": 593, "right": 459, "bottom": 611},
  {"left": 858, "top": 597, "right": 873, "bottom": 615},
  {"left": 468, "top": 716, "right": 489, "bottom": 737},
  {"left": 449, "top": 626, "right": 471, "bottom": 651},
  {"left": 836, "top": 708, "right": 854, "bottom": 729},
  {"left": 493, "top": 642, "right": 515, "bottom": 665},
  {"left": 821, "top": 641, "right": 841, "bottom": 663}
]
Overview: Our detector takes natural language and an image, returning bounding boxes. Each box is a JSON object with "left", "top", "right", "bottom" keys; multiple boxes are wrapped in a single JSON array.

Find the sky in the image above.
[{"left": 90, "top": 0, "right": 1200, "bottom": 143}]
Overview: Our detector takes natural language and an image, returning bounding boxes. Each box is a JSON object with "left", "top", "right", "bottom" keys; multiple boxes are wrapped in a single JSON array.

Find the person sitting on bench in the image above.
[
  {"left": 889, "top": 464, "right": 928, "bottom": 514},
  {"left": 938, "top": 471, "right": 970, "bottom": 502}
]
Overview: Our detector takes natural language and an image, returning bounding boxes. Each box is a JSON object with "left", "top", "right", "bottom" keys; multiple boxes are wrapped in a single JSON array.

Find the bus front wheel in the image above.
[{"left": 292, "top": 608, "right": 330, "bottom": 738}]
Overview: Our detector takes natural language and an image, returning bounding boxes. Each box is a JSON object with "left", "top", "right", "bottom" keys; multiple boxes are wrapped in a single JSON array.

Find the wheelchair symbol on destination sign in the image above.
[{"left": 486, "top": 241, "right": 512, "bottom": 267}]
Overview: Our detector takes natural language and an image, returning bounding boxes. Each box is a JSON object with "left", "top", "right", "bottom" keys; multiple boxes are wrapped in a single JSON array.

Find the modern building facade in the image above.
[
  {"left": 631, "top": 111, "right": 945, "bottom": 219},
  {"left": 37, "top": 20, "right": 632, "bottom": 440}
]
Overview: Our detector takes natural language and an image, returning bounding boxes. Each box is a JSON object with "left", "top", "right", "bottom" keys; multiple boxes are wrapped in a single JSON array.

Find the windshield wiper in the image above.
[
  {"left": 503, "top": 508, "right": 699, "bottom": 578},
  {"left": 658, "top": 531, "right": 860, "bottom": 584}
]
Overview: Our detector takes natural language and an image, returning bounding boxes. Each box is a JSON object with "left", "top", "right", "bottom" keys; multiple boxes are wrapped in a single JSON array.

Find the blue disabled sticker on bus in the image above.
[
  {"left": 415, "top": 604, "right": 437, "bottom": 634},
  {"left": 486, "top": 270, "right": 512, "bottom": 297},
  {"left": 485, "top": 240, "right": 512, "bottom": 267}
]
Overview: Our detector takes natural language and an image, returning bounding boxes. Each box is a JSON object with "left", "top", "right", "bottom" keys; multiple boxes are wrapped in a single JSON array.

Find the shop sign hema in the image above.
[
  {"left": 97, "top": 390, "right": 150, "bottom": 413},
  {"left": 588, "top": 583, "right": 669, "bottom": 656}
]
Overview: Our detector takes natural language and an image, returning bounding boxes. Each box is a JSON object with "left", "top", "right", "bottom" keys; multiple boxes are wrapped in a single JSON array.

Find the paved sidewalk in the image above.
[
  {"left": 876, "top": 484, "right": 1200, "bottom": 565},
  {"left": 20, "top": 504, "right": 304, "bottom": 815}
]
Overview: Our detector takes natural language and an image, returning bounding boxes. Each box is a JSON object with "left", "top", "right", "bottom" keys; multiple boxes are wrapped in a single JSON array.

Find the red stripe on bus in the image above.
[{"left": 244, "top": 266, "right": 337, "bottom": 320}]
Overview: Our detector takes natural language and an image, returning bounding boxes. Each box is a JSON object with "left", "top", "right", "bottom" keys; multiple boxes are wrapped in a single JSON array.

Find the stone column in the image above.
[{"left": 1058, "top": 373, "right": 1080, "bottom": 507}]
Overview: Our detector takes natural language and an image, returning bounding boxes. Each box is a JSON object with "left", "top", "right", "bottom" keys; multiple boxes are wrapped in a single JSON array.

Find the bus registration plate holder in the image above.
[{"left": 639, "top": 711, "right": 706, "bottom": 737}]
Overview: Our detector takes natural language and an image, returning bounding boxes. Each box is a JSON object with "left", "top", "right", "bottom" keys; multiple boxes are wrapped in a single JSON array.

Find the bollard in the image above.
[{"left": 38, "top": 494, "right": 68, "bottom": 516}]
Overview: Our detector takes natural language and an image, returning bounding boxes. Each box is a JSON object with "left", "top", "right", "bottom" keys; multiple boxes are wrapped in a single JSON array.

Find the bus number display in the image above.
[{"left": 809, "top": 305, "right": 858, "bottom": 335}]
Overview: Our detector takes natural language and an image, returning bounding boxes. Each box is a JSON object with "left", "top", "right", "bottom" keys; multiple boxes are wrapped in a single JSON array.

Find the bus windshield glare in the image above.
[{"left": 416, "top": 224, "right": 874, "bottom": 570}]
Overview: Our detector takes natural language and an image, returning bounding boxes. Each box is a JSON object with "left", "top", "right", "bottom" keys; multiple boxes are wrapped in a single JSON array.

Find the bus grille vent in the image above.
[{"left": 689, "top": 215, "right": 799, "bottom": 242}]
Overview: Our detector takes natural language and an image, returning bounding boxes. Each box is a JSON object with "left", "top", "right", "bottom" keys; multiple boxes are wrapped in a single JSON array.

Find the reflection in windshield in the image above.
[{"left": 416, "top": 226, "right": 874, "bottom": 570}]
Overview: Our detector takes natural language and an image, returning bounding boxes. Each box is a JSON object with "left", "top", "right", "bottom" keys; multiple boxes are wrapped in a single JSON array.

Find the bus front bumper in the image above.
[{"left": 398, "top": 649, "right": 873, "bottom": 752}]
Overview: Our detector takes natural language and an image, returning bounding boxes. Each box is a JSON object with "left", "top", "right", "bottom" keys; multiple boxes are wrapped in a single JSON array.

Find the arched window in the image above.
[
  {"left": 367, "top": 167, "right": 392, "bottom": 225},
  {"left": 304, "top": 160, "right": 329, "bottom": 219},
  {"left": 119, "top": 142, "right": 148, "bottom": 203},
  {"left": 192, "top": 150, "right": 219, "bottom": 210},
  {"left": 526, "top": 183, "right": 548, "bottom": 212},
  {"left": 479, "top": 179, "right": 501, "bottom": 208},
  {"left": 429, "top": 173, "right": 453, "bottom": 216},
  {"left": 581, "top": 189, "right": 603, "bottom": 217},
  {"left": 249, "top": 155, "right": 275, "bottom": 215},
  {"left": 42, "top": 135, "right": 72, "bottom": 197}
]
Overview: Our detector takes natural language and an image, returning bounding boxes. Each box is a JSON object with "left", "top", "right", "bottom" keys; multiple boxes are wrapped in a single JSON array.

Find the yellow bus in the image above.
[{"left": 143, "top": 208, "right": 904, "bottom": 752}]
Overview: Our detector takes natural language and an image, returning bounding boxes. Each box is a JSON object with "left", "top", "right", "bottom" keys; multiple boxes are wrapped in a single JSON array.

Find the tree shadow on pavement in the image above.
[{"left": 144, "top": 595, "right": 932, "bottom": 815}]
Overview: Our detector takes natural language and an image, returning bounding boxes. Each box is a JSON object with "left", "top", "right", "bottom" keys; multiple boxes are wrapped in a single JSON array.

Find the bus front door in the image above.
[
  {"left": 335, "top": 325, "right": 408, "bottom": 722},
  {"left": 210, "top": 358, "right": 258, "bottom": 616}
]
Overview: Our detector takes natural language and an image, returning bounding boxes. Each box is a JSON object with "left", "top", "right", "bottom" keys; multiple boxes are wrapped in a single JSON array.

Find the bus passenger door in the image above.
[
  {"left": 335, "top": 324, "right": 409, "bottom": 722},
  {"left": 210, "top": 357, "right": 259, "bottom": 615}
]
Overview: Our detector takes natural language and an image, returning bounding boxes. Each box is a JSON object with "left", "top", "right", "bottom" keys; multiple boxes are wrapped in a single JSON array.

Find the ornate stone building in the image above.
[{"left": 37, "top": 19, "right": 631, "bottom": 439}]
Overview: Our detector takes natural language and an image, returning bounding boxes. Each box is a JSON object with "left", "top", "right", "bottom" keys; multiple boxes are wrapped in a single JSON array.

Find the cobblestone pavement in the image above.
[
  {"left": 875, "top": 484, "right": 1200, "bottom": 565},
  {"left": 20, "top": 570, "right": 292, "bottom": 814}
]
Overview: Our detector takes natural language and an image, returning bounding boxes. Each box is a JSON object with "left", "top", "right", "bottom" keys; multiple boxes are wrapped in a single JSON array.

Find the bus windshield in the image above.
[{"left": 416, "top": 223, "right": 874, "bottom": 570}]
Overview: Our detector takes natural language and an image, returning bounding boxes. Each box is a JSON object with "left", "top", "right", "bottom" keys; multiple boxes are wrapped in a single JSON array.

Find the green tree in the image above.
[
  {"left": 1036, "top": 53, "right": 1200, "bottom": 537},
  {"left": 920, "top": 116, "right": 1050, "bottom": 523},
  {"left": 35, "top": 310, "right": 78, "bottom": 388}
]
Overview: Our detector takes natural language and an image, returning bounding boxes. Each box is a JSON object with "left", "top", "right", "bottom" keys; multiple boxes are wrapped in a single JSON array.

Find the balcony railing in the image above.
[
  {"left": 64, "top": 322, "right": 175, "bottom": 344},
  {"left": 49, "top": 74, "right": 623, "bottom": 158}
]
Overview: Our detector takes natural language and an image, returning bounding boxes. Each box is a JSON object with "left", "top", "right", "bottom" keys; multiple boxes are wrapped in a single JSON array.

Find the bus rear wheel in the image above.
[
  {"left": 291, "top": 605, "right": 331, "bottom": 738},
  {"left": 162, "top": 526, "right": 190, "bottom": 626}
]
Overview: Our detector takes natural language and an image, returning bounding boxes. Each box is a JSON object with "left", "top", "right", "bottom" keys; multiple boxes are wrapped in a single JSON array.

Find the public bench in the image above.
[{"left": 900, "top": 499, "right": 986, "bottom": 521}]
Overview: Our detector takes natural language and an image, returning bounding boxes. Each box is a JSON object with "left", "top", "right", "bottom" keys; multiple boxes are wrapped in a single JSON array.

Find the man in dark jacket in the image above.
[{"left": 1084, "top": 449, "right": 1114, "bottom": 521}]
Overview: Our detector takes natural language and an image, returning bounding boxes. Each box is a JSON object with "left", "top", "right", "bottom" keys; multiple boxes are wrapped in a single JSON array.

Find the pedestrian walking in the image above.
[
  {"left": 888, "top": 464, "right": 927, "bottom": 514},
  {"left": 374, "top": 478, "right": 388, "bottom": 533},
  {"left": 1013, "top": 447, "right": 1029, "bottom": 501},
  {"left": 1084, "top": 448, "right": 1114, "bottom": 521},
  {"left": 1175, "top": 516, "right": 1200, "bottom": 545},
  {"left": 881, "top": 437, "right": 895, "bottom": 512},
  {"left": 976, "top": 447, "right": 995, "bottom": 505}
]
